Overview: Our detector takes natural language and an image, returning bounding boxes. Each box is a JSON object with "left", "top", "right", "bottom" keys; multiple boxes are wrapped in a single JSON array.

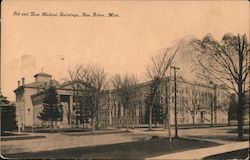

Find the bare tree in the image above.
[
  {"left": 67, "top": 64, "right": 88, "bottom": 128},
  {"left": 67, "top": 64, "right": 108, "bottom": 132},
  {"left": 112, "top": 74, "right": 139, "bottom": 131},
  {"left": 146, "top": 47, "right": 178, "bottom": 130},
  {"left": 218, "top": 94, "right": 231, "bottom": 126},
  {"left": 181, "top": 85, "right": 201, "bottom": 125},
  {"left": 111, "top": 74, "right": 123, "bottom": 128},
  {"left": 83, "top": 64, "right": 108, "bottom": 132},
  {"left": 127, "top": 75, "right": 140, "bottom": 129},
  {"left": 190, "top": 33, "right": 249, "bottom": 139}
]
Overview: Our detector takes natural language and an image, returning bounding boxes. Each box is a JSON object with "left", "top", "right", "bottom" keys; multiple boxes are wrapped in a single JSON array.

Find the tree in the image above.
[
  {"left": 38, "top": 87, "right": 63, "bottom": 130},
  {"left": 67, "top": 64, "right": 88, "bottom": 128},
  {"left": 84, "top": 65, "right": 108, "bottom": 132},
  {"left": 111, "top": 74, "right": 123, "bottom": 128},
  {"left": 181, "top": 86, "right": 201, "bottom": 125},
  {"left": 219, "top": 95, "right": 231, "bottom": 126},
  {"left": 1, "top": 94, "right": 16, "bottom": 134},
  {"left": 190, "top": 33, "right": 249, "bottom": 139},
  {"left": 120, "top": 74, "right": 139, "bottom": 130},
  {"left": 112, "top": 74, "right": 139, "bottom": 130},
  {"left": 146, "top": 47, "right": 178, "bottom": 130},
  {"left": 145, "top": 77, "right": 164, "bottom": 127},
  {"left": 67, "top": 64, "right": 108, "bottom": 132}
]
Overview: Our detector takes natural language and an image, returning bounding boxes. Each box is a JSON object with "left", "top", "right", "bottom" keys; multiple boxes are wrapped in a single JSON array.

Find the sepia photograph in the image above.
[{"left": 0, "top": 0, "right": 249, "bottom": 159}]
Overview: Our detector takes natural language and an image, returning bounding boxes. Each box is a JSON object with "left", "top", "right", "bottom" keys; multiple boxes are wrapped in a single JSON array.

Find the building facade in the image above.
[
  {"left": 13, "top": 72, "right": 58, "bottom": 130},
  {"left": 31, "top": 80, "right": 110, "bottom": 129},
  {"left": 15, "top": 72, "right": 230, "bottom": 129},
  {"left": 109, "top": 78, "right": 230, "bottom": 127}
]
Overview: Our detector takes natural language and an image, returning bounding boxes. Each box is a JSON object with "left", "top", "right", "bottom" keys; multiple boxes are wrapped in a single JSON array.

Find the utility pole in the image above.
[
  {"left": 171, "top": 66, "right": 179, "bottom": 138},
  {"left": 214, "top": 85, "right": 217, "bottom": 124},
  {"left": 166, "top": 77, "right": 172, "bottom": 151}
]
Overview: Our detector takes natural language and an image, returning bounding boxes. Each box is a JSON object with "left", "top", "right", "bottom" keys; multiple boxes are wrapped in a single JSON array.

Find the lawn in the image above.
[
  {"left": 202, "top": 148, "right": 249, "bottom": 160},
  {"left": 5, "top": 138, "right": 221, "bottom": 159},
  {"left": 1, "top": 135, "right": 46, "bottom": 141}
]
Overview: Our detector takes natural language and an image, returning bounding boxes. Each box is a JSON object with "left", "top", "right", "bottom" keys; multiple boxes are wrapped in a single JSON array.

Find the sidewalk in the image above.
[{"left": 147, "top": 141, "right": 249, "bottom": 159}]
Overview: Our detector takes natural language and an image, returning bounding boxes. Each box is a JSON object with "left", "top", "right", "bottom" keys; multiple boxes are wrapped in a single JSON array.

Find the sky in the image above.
[{"left": 1, "top": 0, "right": 249, "bottom": 101}]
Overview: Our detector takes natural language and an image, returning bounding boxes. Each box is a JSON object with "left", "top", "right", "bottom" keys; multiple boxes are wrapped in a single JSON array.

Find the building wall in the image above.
[
  {"left": 29, "top": 78, "right": 230, "bottom": 129},
  {"left": 35, "top": 76, "right": 51, "bottom": 83},
  {"left": 32, "top": 92, "right": 73, "bottom": 128},
  {"left": 15, "top": 87, "right": 37, "bottom": 127},
  {"left": 15, "top": 89, "right": 24, "bottom": 128},
  {"left": 109, "top": 79, "right": 230, "bottom": 127},
  {"left": 24, "top": 88, "right": 37, "bottom": 126}
]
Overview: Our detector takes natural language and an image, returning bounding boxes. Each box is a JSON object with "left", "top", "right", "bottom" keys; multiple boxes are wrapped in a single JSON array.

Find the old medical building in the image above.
[
  {"left": 14, "top": 72, "right": 58, "bottom": 130},
  {"left": 31, "top": 80, "right": 110, "bottom": 128},
  {"left": 14, "top": 72, "right": 230, "bottom": 130}
]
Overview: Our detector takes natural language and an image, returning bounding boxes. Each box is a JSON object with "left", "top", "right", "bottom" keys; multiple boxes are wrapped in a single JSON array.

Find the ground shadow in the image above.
[{"left": 4, "top": 138, "right": 221, "bottom": 159}]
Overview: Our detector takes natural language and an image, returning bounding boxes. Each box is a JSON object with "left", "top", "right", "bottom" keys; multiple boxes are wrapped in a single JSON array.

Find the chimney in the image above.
[
  {"left": 21, "top": 77, "right": 25, "bottom": 86},
  {"left": 18, "top": 80, "right": 21, "bottom": 87}
]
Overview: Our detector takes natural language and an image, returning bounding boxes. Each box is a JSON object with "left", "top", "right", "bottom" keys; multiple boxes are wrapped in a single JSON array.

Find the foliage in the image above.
[
  {"left": 1, "top": 105, "right": 17, "bottom": 134},
  {"left": 73, "top": 96, "right": 91, "bottom": 127},
  {"left": 38, "top": 87, "right": 63, "bottom": 127}
]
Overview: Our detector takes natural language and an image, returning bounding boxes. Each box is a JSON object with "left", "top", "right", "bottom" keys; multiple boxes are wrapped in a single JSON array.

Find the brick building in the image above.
[{"left": 15, "top": 73, "right": 230, "bottom": 129}]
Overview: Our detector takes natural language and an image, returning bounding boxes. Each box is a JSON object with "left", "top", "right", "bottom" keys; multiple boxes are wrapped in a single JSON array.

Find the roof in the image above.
[
  {"left": 34, "top": 72, "right": 52, "bottom": 77},
  {"left": 13, "top": 80, "right": 60, "bottom": 93},
  {"left": 60, "top": 80, "right": 94, "bottom": 90}
]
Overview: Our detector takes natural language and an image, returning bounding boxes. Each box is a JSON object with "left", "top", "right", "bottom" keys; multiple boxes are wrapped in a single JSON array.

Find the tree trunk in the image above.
[
  {"left": 237, "top": 92, "right": 244, "bottom": 140},
  {"left": 149, "top": 107, "right": 152, "bottom": 130},
  {"left": 126, "top": 116, "right": 129, "bottom": 131},
  {"left": 192, "top": 115, "right": 195, "bottom": 125},
  {"left": 131, "top": 115, "right": 135, "bottom": 129},
  {"left": 117, "top": 106, "right": 120, "bottom": 128},
  {"left": 117, "top": 116, "right": 120, "bottom": 128},
  {"left": 91, "top": 117, "right": 96, "bottom": 133},
  {"left": 227, "top": 113, "right": 231, "bottom": 126},
  {"left": 210, "top": 101, "right": 214, "bottom": 127},
  {"left": 55, "top": 121, "right": 57, "bottom": 129},
  {"left": 50, "top": 120, "right": 53, "bottom": 132},
  {"left": 167, "top": 108, "right": 172, "bottom": 151},
  {"left": 96, "top": 111, "right": 99, "bottom": 130},
  {"left": 164, "top": 119, "right": 167, "bottom": 129}
]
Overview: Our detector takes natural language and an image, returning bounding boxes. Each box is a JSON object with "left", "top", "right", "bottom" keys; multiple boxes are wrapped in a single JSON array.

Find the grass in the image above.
[
  {"left": 227, "top": 128, "right": 249, "bottom": 134},
  {"left": 202, "top": 148, "right": 249, "bottom": 160},
  {"left": 187, "top": 134, "right": 249, "bottom": 142},
  {"left": 1, "top": 132, "right": 27, "bottom": 136},
  {"left": 63, "top": 130, "right": 127, "bottom": 136},
  {"left": 1, "top": 135, "right": 46, "bottom": 141},
  {"left": 4, "top": 138, "right": 221, "bottom": 159}
]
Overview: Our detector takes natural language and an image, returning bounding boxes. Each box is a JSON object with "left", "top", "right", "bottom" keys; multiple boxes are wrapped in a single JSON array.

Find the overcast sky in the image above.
[{"left": 1, "top": 0, "right": 249, "bottom": 101}]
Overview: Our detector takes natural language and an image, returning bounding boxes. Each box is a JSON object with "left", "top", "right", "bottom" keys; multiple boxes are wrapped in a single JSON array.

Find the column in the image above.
[
  {"left": 108, "top": 91, "right": 112, "bottom": 126},
  {"left": 69, "top": 95, "right": 73, "bottom": 127}
]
